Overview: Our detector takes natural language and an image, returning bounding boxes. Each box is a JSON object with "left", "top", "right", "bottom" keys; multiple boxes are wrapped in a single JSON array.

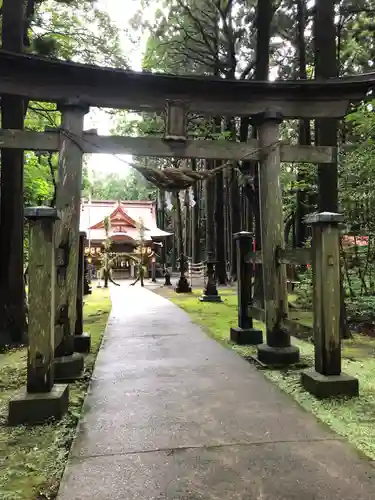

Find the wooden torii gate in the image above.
[{"left": 2, "top": 49, "right": 374, "bottom": 424}]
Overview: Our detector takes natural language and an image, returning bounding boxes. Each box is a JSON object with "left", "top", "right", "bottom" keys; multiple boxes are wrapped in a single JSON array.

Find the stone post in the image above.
[
  {"left": 301, "top": 212, "right": 358, "bottom": 398},
  {"left": 200, "top": 252, "right": 222, "bottom": 302},
  {"left": 255, "top": 111, "right": 300, "bottom": 365},
  {"left": 164, "top": 264, "right": 172, "bottom": 286},
  {"left": 83, "top": 255, "right": 92, "bottom": 295},
  {"left": 73, "top": 231, "right": 91, "bottom": 353},
  {"left": 175, "top": 252, "right": 192, "bottom": 293},
  {"left": 54, "top": 99, "right": 89, "bottom": 381},
  {"left": 8, "top": 207, "right": 69, "bottom": 426},
  {"left": 151, "top": 255, "right": 157, "bottom": 282},
  {"left": 230, "top": 232, "right": 263, "bottom": 345}
]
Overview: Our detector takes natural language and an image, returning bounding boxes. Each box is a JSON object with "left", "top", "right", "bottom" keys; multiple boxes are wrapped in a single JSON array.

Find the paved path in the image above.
[{"left": 58, "top": 284, "right": 375, "bottom": 500}]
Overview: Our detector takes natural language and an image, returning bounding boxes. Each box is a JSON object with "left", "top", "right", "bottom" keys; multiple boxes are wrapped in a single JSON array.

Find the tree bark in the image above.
[
  {"left": 191, "top": 160, "right": 200, "bottom": 263},
  {"left": 249, "top": 0, "right": 274, "bottom": 307},
  {"left": 314, "top": 0, "right": 350, "bottom": 339},
  {"left": 226, "top": 118, "right": 240, "bottom": 280},
  {"left": 205, "top": 160, "right": 216, "bottom": 263},
  {"left": 215, "top": 166, "right": 227, "bottom": 284},
  {"left": 314, "top": 0, "right": 338, "bottom": 212},
  {"left": 0, "top": 0, "right": 27, "bottom": 345},
  {"left": 295, "top": 0, "right": 312, "bottom": 247}
]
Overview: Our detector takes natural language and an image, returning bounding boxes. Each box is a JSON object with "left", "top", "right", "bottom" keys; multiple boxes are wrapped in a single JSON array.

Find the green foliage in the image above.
[
  {"left": 87, "top": 170, "right": 156, "bottom": 201},
  {"left": 346, "top": 296, "right": 375, "bottom": 323},
  {"left": 340, "top": 101, "right": 375, "bottom": 234},
  {"left": 23, "top": 153, "right": 55, "bottom": 206},
  {"left": 103, "top": 216, "right": 111, "bottom": 251},
  {"left": 31, "top": 0, "right": 127, "bottom": 67},
  {"left": 294, "top": 266, "right": 313, "bottom": 310},
  {"left": 1, "top": 0, "right": 127, "bottom": 214},
  {"left": 337, "top": 100, "right": 375, "bottom": 322}
]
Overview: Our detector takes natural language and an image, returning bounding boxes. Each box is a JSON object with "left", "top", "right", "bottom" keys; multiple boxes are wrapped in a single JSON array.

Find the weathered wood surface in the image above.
[
  {"left": 74, "top": 232, "right": 85, "bottom": 336},
  {"left": 278, "top": 247, "right": 311, "bottom": 265},
  {"left": 246, "top": 247, "right": 311, "bottom": 265},
  {"left": 0, "top": 129, "right": 337, "bottom": 164},
  {"left": 54, "top": 102, "right": 88, "bottom": 355},
  {"left": 25, "top": 207, "right": 58, "bottom": 393},
  {"left": 0, "top": 0, "right": 26, "bottom": 344},
  {"left": 247, "top": 306, "right": 313, "bottom": 341},
  {"left": 165, "top": 101, "right": 188, "bottom": 140},
  {"left": 0, "top": 51, "right": 373, "bottom": 118},
  {"left": 257, "top": 113, "right": 290, "bottom": 348},
  {"left": 245, "top": 251, "right": 263, "bottom": 264},
  {"left": 282, "top": 318, "right": 313, "bottom": 341},
  {"left": 248, "top": 306, "right": 266, "bottom": 323},
  {"left": 307, "top": 212, "right": 343, "bottom": 376}
]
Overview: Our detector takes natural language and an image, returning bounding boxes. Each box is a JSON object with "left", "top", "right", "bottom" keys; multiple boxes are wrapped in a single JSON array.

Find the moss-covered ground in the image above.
[
  {"left": 0, "top": 288, "right": 111, "bottom": 500},
  {"left": 156, "top": 286, "right": 375, "bottom": 460}
]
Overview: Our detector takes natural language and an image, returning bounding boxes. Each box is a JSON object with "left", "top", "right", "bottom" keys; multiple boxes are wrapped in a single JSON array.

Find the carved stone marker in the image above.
[
  {"left": 301, "top": 212, "right": 358, "bottom": 398},
  {"left": 8, "top": 207, "right": 69, "bottom": 426},
  {"left": 230, "top": 232, "right": 262, "bottom": 345}
]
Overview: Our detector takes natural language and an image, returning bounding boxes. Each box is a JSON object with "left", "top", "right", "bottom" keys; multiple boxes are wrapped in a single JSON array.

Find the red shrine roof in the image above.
[{"left": 80, "top": 199, "right": 172, "bottom": 244}]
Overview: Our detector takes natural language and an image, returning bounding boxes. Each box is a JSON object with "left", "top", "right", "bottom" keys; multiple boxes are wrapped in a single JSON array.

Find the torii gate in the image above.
[{"left": 2, "top": 49, "right": 374, "bottom": 424}]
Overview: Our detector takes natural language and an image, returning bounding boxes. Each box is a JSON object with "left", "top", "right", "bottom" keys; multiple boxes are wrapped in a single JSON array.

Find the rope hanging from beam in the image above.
[
  {"left": 60, "top": 128, "right": 279, "bottom": 191},
  {"left": 131, "top": 161, "right": 233, "bottom": 191}
]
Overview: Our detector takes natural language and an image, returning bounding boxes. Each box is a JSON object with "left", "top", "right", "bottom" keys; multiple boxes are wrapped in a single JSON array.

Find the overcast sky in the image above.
[{"left": 84, "top": 0, "right": 156, "bottom": 179}]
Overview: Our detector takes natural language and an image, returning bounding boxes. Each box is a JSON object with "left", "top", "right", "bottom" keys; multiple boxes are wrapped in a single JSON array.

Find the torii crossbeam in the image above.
[{"left": 0, "top": 49, "right": 374, "bottom": 118}]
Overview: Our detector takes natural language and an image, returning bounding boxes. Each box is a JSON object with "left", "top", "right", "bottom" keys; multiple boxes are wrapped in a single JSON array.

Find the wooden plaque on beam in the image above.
[{"left": 164, "top": 100, "right": 188, "bottom": 141}]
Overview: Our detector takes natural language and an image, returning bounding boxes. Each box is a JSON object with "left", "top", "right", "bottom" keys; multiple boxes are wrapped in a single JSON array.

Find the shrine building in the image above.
[{"left": 80, "top": 199, "right": 171, "bottom": 279}]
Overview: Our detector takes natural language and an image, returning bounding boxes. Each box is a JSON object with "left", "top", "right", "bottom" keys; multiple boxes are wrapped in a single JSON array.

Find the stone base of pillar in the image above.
[
  {"left": 257, "top": 343, "right": 300, "bottom": 366},
  {"left": 175, "top": 276, "right": 192, "bottom": 293},
  {"left": 54, "top": 353, "right": 84, "bottom": 382},
  {"left": 8, "top": 384, "right": 69, "bottom": 426},
  {"left": 164, "top": 269, "right": 172, "bottom": 286},
  {"left": 199, "top": 294, "right": 222, "bottom": 303},
  {"left": 301, "top": 369, "right": 359, "bottom": 399},
  {"left": 73, "top": 332, "right": 91, "bottom": 353},
  {"left": 230, "top": 327, "right": 263, "bottom": 345},
  {"left": 84, "top": 281, "right": 92, "bottom": 296}
]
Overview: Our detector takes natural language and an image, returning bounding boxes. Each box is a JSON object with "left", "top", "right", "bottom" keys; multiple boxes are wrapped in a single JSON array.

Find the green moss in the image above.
[
  {"left": 165, "top": 288, "right": 375, "bottom": 460},
  {"left": 0, "top": 288, "right": 111, "bottom": 500}
]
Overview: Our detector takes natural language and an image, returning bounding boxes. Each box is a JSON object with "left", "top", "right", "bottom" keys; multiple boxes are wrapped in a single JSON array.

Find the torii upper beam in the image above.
[{"left": 0, "top": 50, "right": 374, "bottom": 119}]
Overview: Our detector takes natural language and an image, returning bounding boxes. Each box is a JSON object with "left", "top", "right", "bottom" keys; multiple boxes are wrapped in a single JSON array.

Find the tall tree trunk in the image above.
[
  {"left": 171, "top": 217, "right": 177, "bottom": 271},
  {"left": 295, "top": 0, "right": 312, "bottom": 247},
  {"left": 250, "top": 0, "right": 274, "bottom": 307},
  {"left": 314, "top": 0, "right": 350, "bottom": 339},
  {"left": 222, "top": 118, "right": 239, "bottom": 280},
  {"left": 184, "top": 190, "right": 191, "bottom": 258},
  {"left": 158, "top": 190, "right": 168, "bottom": 267},
  {"left": 314, "top": 0, "right": 338, "bottom": 212},
  {"left": 223, "top": 167, "right": 231, "bottom": 279},
  {"left": 205, "top": 160, "right": 216, "bottom": 263},
  {"left": 215, "top": 166, "right": 227, "bottom": 284},
  {"left": 191, "top": 160, "right": 200, "bottom": 263},
  {"left": 0, "top": 0, "right": 27, "bottom": 345},
  {"left": 175, "top": 194, "right": 183, "bottom": 258}
]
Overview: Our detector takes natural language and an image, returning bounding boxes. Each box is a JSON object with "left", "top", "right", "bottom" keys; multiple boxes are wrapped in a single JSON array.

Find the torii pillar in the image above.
[{"left": 254, "top": 111, "right": 300, "bottom": 366}]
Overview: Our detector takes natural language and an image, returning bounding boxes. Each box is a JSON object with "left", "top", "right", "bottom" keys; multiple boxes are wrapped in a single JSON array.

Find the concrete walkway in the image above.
[{"left": 58, "top": 284, "right": 375, "bottom": 500}]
